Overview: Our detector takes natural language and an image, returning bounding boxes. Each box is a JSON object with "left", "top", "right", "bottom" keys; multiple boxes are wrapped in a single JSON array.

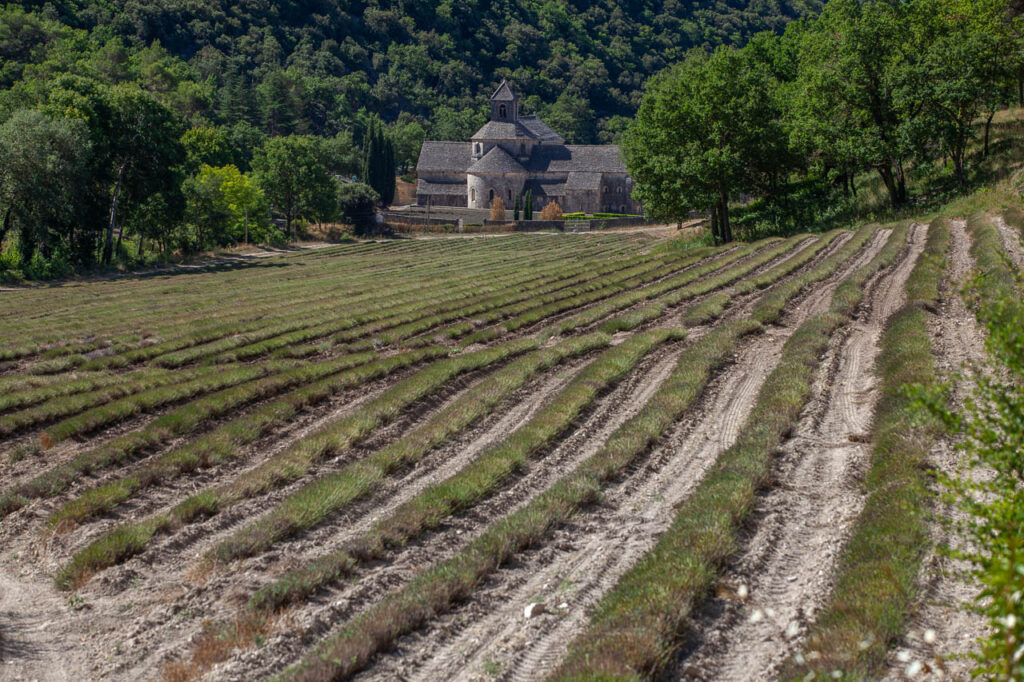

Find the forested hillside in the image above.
[
  {"left": 0, "top": 0, "right": 823, "bottom": 278},
  {"left": 5, "top": 0, "right": 822, "bottom": 146}
]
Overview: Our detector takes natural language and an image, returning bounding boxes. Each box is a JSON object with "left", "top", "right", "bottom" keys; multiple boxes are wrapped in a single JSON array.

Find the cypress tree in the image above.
[
  {"left": 513, "top": 194, "right": 520, "bottom": 220},
  {"left": 383, "top": 135, "right": 396, "bottom": 205},
  {"left": 524, "top": 189, "right": 533, "bottom": 220}
]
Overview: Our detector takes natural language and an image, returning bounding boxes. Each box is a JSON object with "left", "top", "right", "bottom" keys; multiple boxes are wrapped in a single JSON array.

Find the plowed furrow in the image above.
[
  {"left": 348, "top": 230, "right": 888, "bottom": 682},
  {"left": 879, "top": 219, "right": 989, "bottom": 680},
  {"left": 994, "top": 214, "right": 1024, "bottom": 272},
  {"left": 678, "top": 223, "right": 924, "bottom": 682}
]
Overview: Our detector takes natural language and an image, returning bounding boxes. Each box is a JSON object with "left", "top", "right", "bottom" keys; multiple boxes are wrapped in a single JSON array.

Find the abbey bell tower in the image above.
[{"left": 490, "top": 80, "right": 518, "bottom": 122}]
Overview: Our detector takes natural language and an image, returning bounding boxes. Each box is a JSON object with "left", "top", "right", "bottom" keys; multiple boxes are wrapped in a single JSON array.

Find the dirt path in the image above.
[
  {"left": 356, "top": 230, "right": 889, "bottom": 682},
  {"left": 993, "top": 214, "right": 1024, "bottom": 272},
  {"left": 676, "top": 224, "right": 923, "bottom": 681},
  {"left": 0, "top": 571, "right": 87, "bottom": 682},
  {"left": 880, "top": 219, "right": 990, "bottom": 680}
]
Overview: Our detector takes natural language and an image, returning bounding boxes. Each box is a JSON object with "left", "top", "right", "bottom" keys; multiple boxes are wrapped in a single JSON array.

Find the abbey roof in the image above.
[{"left": 467, "top": 145, "right": 525, "bottom": 174}]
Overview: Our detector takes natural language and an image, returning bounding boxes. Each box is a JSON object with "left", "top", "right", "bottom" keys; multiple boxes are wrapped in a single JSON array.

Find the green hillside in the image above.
[{"left": 5, "top": 0, "right": 822, "bottom": 144}]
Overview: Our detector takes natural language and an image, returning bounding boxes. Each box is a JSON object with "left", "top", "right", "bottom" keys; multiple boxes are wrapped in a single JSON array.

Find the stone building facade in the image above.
[{"left": 416, "top": 81, "right": 641, "bottom": 215}]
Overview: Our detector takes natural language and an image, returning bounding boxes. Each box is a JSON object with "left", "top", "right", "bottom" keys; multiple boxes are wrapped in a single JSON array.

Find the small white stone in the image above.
[
  {"left": 558, "top": 602, "right": 569, "bottom": 610},
  {"left": 749, "top": 609, "right": 764, "bottom": 624},
  {"left": 524, "top": 602, "right": 546, "bottom": 619},
  {"left": 737, "top": 584, "right": 749, "bottom": 600},
  {"left": 923, "top": 629, "right": 937, "bottom": 645},
  {"left": 785, "top": 622, "right": 800, "bottom": 639},
  {"left": 906, "top": 661, "right": 923, "bottom": 677},
  {"left": 896, "top": 650, "right": 912, "bottom": 663}
]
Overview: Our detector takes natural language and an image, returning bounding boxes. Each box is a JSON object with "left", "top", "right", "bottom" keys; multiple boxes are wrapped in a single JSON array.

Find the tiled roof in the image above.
[
  {"left": 416, "top": 179, "right": 466, "bottom": 195},
  {"left": 525, "top": 145, "right": 627, "bottom": 174},
  {"left": 564, "top": 171, "right": 603, "bottom": 190},
  {"left": 518, "top": 115, "right": 564, "bottom": 144},
  {"left": 416, "top": 141, "right": 471, "bottom": 172},
  {"left": 467, "top": 146, "right": 526, "bottom": 174},
  {"left": 471, "top": 120, "right": 537, "bottom": 140},
  {"left": 491, "top": 80, "right": 516, "bottom": 101},
  {"left": 524, "top": 178, "right": 567, "bottom": 197}
]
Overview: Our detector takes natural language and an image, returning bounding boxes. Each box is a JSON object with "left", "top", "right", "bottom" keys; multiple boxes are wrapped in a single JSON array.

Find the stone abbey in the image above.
[{"left": 415, "top": 81, "right": 641, "bottom": 215}]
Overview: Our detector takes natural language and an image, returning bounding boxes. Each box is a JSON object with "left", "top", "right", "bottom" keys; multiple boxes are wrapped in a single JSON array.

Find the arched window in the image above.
[
  {"left": 471, "top": 188, "right": 476, "bottom": 202},
  {"left": 475, "top": 143, "right": 481, "bottom": 154},
  {"left": 616, "top": 186, "right": 622, "bottom": 194},
  {"left": 489, "top": 189, "right": 495, "bottom": 202},
  {"left": 508, "top": 189, "right": 512, "bottom": 201},
  {"left": 499, "top": 104, "right": 507, "bottom": 118}
]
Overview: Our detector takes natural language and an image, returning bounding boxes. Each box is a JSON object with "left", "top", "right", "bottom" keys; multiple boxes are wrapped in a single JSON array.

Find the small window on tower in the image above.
[
  {"left": 508, "top": 189, "right": 512, "bottom": 201},
  {"left": 500, "top": 104, "right": 507, "bottom": 118},
  {"left": 471, "top": 188, "right": 476, "bottom": 202}
]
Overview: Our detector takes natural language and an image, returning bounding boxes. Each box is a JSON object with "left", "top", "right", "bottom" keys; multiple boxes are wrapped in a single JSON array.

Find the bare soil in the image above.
[
  {"left": 0, "top": 223, "right": 994, "bottom": 682},
  {"left": 879, "top": 219, "right": 990, "bottom": 681}
]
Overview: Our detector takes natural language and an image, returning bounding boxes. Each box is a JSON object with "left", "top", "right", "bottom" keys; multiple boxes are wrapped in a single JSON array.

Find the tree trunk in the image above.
[
  {"left": 849, "top": 171, "right": 858, "bottom": 198},
  {"left": 984, "top": 111, "right": 995, "bottom": 158},
  {"left": 719, "top": 192, "right": 731, "bottom": 243},
  {"left": 137, "top": 235, "right": 144, "bottom": 258},
  {"left": 103, "top": 162, "right": 127, "bottom": 265},
  {"left": 896, "top": 161, "right": 908, "bottom": 204},
  {"left": 0, "top": 206, "right": 11, "bottom": 245},
  {"left": 877, "top": 165, "right": 898, "bottom": 208},
  {"left": 244, "top": 207, "right": 249, "bottom": 245},
  {"left": 709, "top": 207, "right": 720, "bottom": 246},
  {"left": 1018, "top": 70, "right": 1023, "bottom": 109}
]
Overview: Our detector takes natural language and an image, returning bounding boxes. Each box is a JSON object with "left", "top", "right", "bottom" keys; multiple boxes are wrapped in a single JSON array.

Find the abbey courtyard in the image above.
[{"left": 415, "top": 81, "right": 642, "bottom": 215}]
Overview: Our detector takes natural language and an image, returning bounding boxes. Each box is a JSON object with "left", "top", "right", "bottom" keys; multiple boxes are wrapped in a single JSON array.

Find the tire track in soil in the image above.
[
  {"left": 675, "top": 223, "right": 923, "bottom": 682},
  {"left": 200, "top": 238, "right": 845, "bottom": 680},
  {"left": 880, "top": 219, "right": 989, "bottom": 681},
  {"left": 357, "top": 230, "right": 888, "bottom": 682},
  {"left": 993, "top": 214, "right": 1024, "bottom": 272},
  {"left": 0, "top": 234, "right": 854, "bottom": 681},
  {"left": 170, "top": 340, "right": 687, "bottom": 682},
  {"left": 0, "top": 362, "right": 463, "bottom": 682},
  {"left": 58, "top": 349, "right": 606, "bottom": 680},
  {"left": 0, "top": 246, "right": 724, "bottom": 681}
]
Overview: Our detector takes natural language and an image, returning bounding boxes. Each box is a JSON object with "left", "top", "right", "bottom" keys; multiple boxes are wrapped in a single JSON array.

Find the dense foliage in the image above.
[
  {"left": 626, "top": 0, "right": 1024, "bottom": 242},
  {"left": 0, "top": 0, "right": 821, "bottom": 278}
]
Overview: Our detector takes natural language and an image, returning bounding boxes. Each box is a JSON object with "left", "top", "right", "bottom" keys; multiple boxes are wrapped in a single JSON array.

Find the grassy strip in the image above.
[
  {"left": 252, "top": 250, "right": 667, "bottom": 360},
  {"left": 968, "top": 213, "right": 1020, "bottom": 307},
  {"left": 600, "top": 233, "right": 826, "bottom": 333},
  {"left": 56, "top": 339, "right": 535, "bottom": 589},
  {"left": 208, "top": 334, "right": 609, "bottom": 564},
  {"left": 243, "top": 329, "right": 678, "bottom": 607},
  {"left": 1, "top": 351, "right": 431, "bottom": 518},
  {"left": 0, "top": 368, "right": 166, "bottom": 414},
  {"left": 454, "top": 251, "right": 724, "bottom": 347},
  {"left": 751, "top": 225, "right": 877, "bottom": 324},
  {"left": 550, "top": 223, "right": 903, "bottom": 680},
  {"left": 543, "top": 241, "right": 772, "bottom": 337},
  {"left": 782, "top": 219, "right": 948, "bottom": 680},
  {"left": 47, "top": 348, "right": 446, "bottom": 529},
  {"left": 272, "top": 319, "right": 758, "bottom": 681},
  {"left": 195, "top": 249, "right": 652, "bottom": 365},
  {"left": 0, "top": 364, "right": 236, "bottom": 437},
  {"left": 41, "top": 364, "right": 281, "bottom": 444}
]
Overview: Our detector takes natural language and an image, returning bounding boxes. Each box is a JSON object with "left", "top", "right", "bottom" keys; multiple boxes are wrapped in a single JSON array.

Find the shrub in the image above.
[
  {"left": 489, "top": 195, "right": 506, "bottom": 221},
  {"left": 337, "top": 182, "right": 380, "bottom": 236},
  {"left": 539, "top": 201, "right": 563, "bottom": 221}
]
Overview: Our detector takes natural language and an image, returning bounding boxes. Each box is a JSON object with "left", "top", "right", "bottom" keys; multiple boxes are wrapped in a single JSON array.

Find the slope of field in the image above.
[{"left": 0, "top": 220, "right": 1003, "bottom": 682}]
